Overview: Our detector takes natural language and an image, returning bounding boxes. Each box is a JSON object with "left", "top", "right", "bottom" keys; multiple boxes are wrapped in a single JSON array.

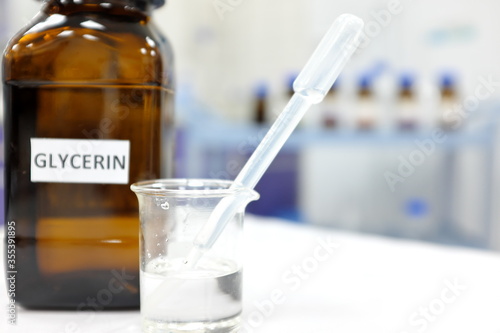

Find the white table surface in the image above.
[{"left": 1, "top": 215, "right": 500, "bottom": 333}]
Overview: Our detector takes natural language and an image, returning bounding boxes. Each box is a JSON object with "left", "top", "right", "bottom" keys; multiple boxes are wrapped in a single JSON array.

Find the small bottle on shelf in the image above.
[
  {"left": 396, "top": 73, "right": 418, "bottom": 131},
  {"left": 253, "top": 83, "right": 268, "bottom": 125},
  {"left": 438, "top": 73, "right": 459, "bottom": 131},
  {"left": 321, "top": 80, "right": 341, "bottom": 130},
  {"left": 356, "top": 74, "right": 377, "bottom": 131}
]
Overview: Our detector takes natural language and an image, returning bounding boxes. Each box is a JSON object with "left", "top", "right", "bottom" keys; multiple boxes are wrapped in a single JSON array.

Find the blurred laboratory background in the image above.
[{"left": 2, "top": 0, "right": 500, "bottom": 250}]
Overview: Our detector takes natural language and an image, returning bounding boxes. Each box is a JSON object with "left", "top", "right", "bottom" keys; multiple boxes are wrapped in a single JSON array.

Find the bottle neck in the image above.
[{"left": 43, "top": 0, "right": 157, "bottom": 17}]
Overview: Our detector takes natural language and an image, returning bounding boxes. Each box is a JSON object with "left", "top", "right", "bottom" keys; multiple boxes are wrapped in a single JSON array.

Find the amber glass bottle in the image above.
[{"left": 3, "top": 0, "right": 174, "bottom": 309}]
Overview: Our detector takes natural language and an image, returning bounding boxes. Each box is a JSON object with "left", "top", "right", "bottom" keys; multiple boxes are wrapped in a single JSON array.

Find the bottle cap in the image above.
[
  {"left": 286, "top": 73, "right": 298, "bottom": 90},
  {"left": 254, "top": 82, "right": 268, "bottom": 99},
  {"left": 358, "top": 73, "right": 372, "bottom": 89},
  {"left": 440, "top": 72, "right": 456, "bottom": 89},
  {"left": 399, "top": 72, "right": 415, "bottom": 90}
]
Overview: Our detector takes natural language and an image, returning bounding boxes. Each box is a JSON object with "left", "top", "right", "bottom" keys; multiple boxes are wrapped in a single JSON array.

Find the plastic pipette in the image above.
[{"left": 186, "top": 13, "right": 364, "bottom": 266}]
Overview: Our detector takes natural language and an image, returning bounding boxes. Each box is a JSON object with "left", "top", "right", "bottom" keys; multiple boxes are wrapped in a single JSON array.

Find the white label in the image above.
[{"left": 30, "top": 138, "right": 130, "bottom": 184}]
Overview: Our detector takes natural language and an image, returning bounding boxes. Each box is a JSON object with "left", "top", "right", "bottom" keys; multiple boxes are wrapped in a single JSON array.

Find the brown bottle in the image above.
[
  {"left": 396, "top": 74, "right": 418, "bottom": 131},
  {"left": 356, "top": 74, "right": 376, "bottom": 131},
  {"left": 253, "top": 83, "right": 267, "bottom": 125},
  {"left": 3, "top": 0, "right": 174, "bottom": 309},
  {"left": 438, "top": 73, "right": 458, "bottom": 131}
]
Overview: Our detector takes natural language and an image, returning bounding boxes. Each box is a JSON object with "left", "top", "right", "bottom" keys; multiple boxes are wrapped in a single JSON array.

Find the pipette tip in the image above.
[{"left": 183, "top": 246, "right": 204, "bottom": 269}]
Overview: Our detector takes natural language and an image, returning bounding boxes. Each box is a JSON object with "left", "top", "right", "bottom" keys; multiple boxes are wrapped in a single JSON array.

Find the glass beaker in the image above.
[{"left": 131, "top": 179, "right": 259, "bottom": 333}]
